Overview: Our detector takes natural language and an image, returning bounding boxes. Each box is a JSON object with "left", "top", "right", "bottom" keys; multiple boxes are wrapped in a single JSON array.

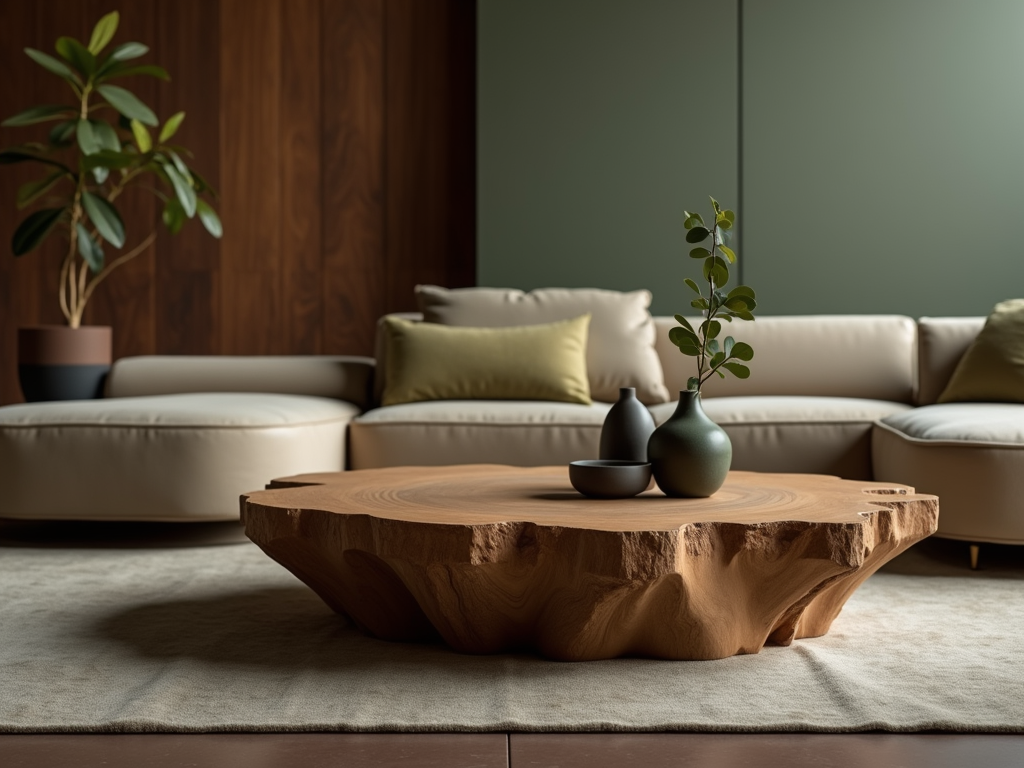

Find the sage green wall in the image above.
[
  {"left": 743, "top": 0, "right": 1024, "bottom": 317},
  {"left": 480, "top": 0, "right": 1024, "bottom": 318},
  {"left": 478, "top": 0, "right": 738, "bottom": 316}
]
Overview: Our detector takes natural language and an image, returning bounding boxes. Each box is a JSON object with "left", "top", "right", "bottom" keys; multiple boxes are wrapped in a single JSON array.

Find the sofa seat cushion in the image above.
[
  {"left": 349, "top": 400, "right": 611, "bottom": 469},
  {"left": 873, "top": 404, "right": 1024, "bottom": 544},
  {"left": 648, "top": 396, "right": 912, "bottom": 480},
  {"left": 0, "top": 393, "right": 360, "bottom": 522}
]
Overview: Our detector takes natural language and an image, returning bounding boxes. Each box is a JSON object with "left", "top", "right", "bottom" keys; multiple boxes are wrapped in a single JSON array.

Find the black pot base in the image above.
[{"left": 18, "top": 364, "right": 110, "bottom": 402}]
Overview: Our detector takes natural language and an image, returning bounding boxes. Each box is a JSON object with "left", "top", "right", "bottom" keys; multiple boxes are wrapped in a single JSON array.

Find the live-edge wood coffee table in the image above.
[{"left": 241, "top": 465, "right": 938, "bottom": 661}]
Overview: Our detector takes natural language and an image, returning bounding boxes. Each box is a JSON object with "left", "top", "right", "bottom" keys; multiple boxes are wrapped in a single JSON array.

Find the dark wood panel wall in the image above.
[{"left": 0, "top": 0, "right": 476, "bottom": 404}]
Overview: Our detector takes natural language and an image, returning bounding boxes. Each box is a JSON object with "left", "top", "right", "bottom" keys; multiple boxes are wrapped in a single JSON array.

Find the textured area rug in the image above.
[{"left": 1, "top": 535, "right": 1023, "bottom": 733}]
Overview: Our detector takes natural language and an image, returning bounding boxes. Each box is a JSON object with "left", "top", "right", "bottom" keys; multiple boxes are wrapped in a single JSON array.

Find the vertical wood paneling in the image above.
[
  {"left": 386, "top": 0, "right": 476, "bottom": 312},
  {"left": 0, "top": 0, "right": 476, "bottom": 403},
  {"left": 0, "top": 1, "right": 38, "bottom": 405},
  {"left": 322, "top": 0, "right": 386, "bottom": 356},
  {"left": 281, "top": 0, "right": 324, "bottom": 354},
  {"left": 444, "top": 0, "right": 478, "bottom": 291},
  {"left": 154, "top": 0, "right": 222, "bottom": 355},
  {"left": 219, "top": 0, "right": 283, "bottom": 354}
]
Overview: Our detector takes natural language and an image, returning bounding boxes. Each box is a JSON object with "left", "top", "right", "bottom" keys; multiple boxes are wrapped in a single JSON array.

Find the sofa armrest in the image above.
[{"left": 106, "top": 355, "right": 376, "bottom": 411}]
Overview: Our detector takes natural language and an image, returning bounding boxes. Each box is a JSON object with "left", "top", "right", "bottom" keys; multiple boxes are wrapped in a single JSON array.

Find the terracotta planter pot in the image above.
[{"left": 17, "top": 326, "right": 112, "bottom": 402}]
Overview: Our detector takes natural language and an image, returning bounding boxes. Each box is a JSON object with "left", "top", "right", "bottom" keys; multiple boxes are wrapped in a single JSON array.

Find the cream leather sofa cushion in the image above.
[
  {"left": 0, "top": 393, "right": 360, "bottom": 522},
  {"left": 648, "top": 396, "right": 912, "bottom": 480},
  {"left": 107, "top": 355, "right": 375, "bottom": 409},
  {"left": 916, "top": 317, "right": 984, "bottom": 405},
  {"left": 349, "top": 400, "right": 611, "bottom": 469},
  {"left": 873, "top": 404, "right": 1024, "bottom": 543},
  {"left": 416, "top": 285, "right": 669, "bottom": 405},
  {"left": 655, "top": 315, "right": 916, "bottom": 403}
]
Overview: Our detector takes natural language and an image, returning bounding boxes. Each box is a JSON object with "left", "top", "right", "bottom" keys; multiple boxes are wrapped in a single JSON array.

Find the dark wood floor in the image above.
[{"left": 3, "top": 733, "right": 1023, "bottom": 768}]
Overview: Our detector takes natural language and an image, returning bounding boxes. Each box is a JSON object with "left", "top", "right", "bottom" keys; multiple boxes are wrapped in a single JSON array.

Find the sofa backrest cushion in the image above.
[
  {"left": 107, "top": 355, "right": 375, "bottom": 409},
  {"left": 914, "top": 316, "right": 986, "bottom": 405},
  {"left": 654, "top": 315, "right": 917, "bottom": 403},
  {"left": 415, "top": 285, "right": 670, "bottom": 404}
]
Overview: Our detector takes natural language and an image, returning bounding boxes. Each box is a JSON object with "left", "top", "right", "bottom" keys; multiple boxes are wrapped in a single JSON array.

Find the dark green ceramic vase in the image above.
[{"left": 647, "top": 390, "right": 732, "bottom": 497}]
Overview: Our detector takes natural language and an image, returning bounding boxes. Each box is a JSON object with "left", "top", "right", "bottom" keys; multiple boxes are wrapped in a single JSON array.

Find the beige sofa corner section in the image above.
[
  {"left": 873, "top": 405, "right": 1024, "bottom": 544},
  {"left": 0, "top": 393, "right": 360, "bottom": 522}
]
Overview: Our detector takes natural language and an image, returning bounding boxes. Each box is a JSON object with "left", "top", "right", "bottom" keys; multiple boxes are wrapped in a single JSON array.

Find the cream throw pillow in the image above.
[
  {"left": 938, "top": 299, "right": 1024, "bottom": 403},
  {"left": 381, "top": 315, "right": 592, "bottom": 406},
  {"left": 415, "top": 285, "right": 670, "bottom": 404}
]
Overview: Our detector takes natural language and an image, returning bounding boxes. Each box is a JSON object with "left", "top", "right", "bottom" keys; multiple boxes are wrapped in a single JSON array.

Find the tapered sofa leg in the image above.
[{"left": 969, "top": 544, "right": 980, "bottom": 571}]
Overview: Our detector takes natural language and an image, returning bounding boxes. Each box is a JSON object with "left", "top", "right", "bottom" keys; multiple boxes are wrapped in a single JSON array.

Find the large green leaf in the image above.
[
  {"left": 80, "top": 149, "right": 139, "bottom": 171},
  {"left": 96, "top": 85, "right": 157, "bottom": 126},
  {"left": 731, "top": 342, "right": 754, "bottom": 361},
  {"left": 0, "top": 148, "right": 72, "bottom": 172},
  {"left": 109, "top": 42, "right": 149, "bottom": 62},
  {"left": 703, "top": 255, "right": 729, "bottom": 287},
  {"left": 725, "top": 295, "right": 756, "bottom": 312},
  {"left": 24, "top": 48, "right": 80, "bottom": 84},
  {"left": 130, "top": 119, "right": 152, "bottom": 152},
  {"left": 48, "top": 120, "right": 77, "bottom": 147},
  {"left": 12, "top": 207, "right": 65, "bottom": 256},
  {"left": 97, "top": 63, "right": 170, "bottom": 82},
  {"left": 158, "top": 112, "right": 185, "bottom": 144},
  {"left": 673, "top": 314, "right": 695, "bottom": 333},
  {"left": 721, "top": 362, "right": 750, "bottom": 379},
  {"left": 166, "top": 150, "right": 193, "bottom": 185},
  {"left": 16, "top": 171, "right": 67, "bottom": 209},
  {"left": 701, "top": 319, "right": 721, "bottom": 340},
  {"left": 683, "top": 211, "right": 704, "bottom": 230},
  {"left": 76, "top": 222, "right": 104, "bottom": 272},
  {"left": 55, "top": 37, "right": 96, "bottom": 78},
  {"left": 196, "top": 199, "right": 222, "bottom": 238},
  {"left": 1, "top": 104, "right": 75, "bottom": 127},
  {"left": 706, "top": 339, "right": 720, "bottom": 356},
  {"left": 90, "top": 120, "right": 121, "bottom": 152},
  {"left": 188, "top": 167, "right": 216, "bottom": 196},
  {"left": 162, "top": 198, "right": 186, "bottom": 235},
  {"left": 87, "top": 11, "right": 119, "bottom": 55},
  {"left": 719, "top": 244, "right": 737, "bottom": 263},
  {"left": 684, "top": 278, "right": 701, "bottom": 294},
  {"left": 689, "top": 247, "right": 710, "bottom": 259},
  {"left": 76, "top": 118, "right": 100, "bottom": 155},
  {"left": 669, "top": 324, "right": 699, "bottom": 345},
  {"left": 727, "top": 285, "right": 755, "bottom": 300},
  {"left": 81, "top": 192, "right": 125, "bottom": 247},
  {"left": 685, "top": 226, "right": 710, "bottom": 244},
  {"left": 163, "top": 163, "right": 196, "bottom": 217},
  {"left": 668, "top": 326, "right": 700, "bottom": 356}
]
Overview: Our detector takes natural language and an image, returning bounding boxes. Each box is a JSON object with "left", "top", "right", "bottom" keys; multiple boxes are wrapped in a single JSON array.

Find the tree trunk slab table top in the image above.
[{"left": 241, "top": 465, "right": 938, "bottom": 661}]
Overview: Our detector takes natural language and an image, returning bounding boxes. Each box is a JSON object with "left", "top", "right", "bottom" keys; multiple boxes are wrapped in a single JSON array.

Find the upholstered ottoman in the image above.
[
  {"left": 0, "top": 393, "right": 360, "bottom": 522},
  {"left": 873, "top": 404, "right": 1024, "bottom": 545}
]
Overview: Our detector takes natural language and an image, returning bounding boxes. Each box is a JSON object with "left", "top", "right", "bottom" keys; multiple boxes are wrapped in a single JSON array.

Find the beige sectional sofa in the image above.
[{"left": 0, "top": 307, "right": 1021, "bottom": 547}]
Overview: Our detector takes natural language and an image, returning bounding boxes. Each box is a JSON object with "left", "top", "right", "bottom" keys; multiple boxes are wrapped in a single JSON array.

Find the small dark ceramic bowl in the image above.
[{"left": 569, "top": 460, "right": 653, "bottom": 499}]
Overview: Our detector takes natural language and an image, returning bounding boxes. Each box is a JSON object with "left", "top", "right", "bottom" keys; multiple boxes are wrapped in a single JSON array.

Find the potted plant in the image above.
[
  {"left": 648, "top": 196, "right": 758, "bottom": 497},
  {"left": 1, "top": 10, "right": 221, "bottom": 402}
]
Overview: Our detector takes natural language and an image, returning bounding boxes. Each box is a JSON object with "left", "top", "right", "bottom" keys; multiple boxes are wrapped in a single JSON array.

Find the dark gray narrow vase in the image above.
[
  {"left": 599, "top": 387, "right": 656, "bottom": 462},
  {"left": 647, "top": 390, "right": 732, "bottom": 498}
]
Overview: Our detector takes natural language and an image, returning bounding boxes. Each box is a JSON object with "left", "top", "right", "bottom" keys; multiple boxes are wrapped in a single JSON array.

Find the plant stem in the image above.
[{"left": 71, "top": 231, "right": 157, "bottom": 326}]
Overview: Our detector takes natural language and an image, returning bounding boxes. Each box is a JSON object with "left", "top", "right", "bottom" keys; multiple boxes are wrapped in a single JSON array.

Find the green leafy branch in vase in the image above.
[
  {"left": 668, "top": 196, "right": 756, "bottom": 392},
  {"left": 0, "top": 10, "right": 221, "bottom": 328}
]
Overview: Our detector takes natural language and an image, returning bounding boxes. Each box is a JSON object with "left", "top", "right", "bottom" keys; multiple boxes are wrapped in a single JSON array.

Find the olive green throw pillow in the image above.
[
  {"left": 381, "top": 315, "right": 592, "bottom": 406},
  {"left": 938, "top": 299, "right": 1024, "bottom": 403}
]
